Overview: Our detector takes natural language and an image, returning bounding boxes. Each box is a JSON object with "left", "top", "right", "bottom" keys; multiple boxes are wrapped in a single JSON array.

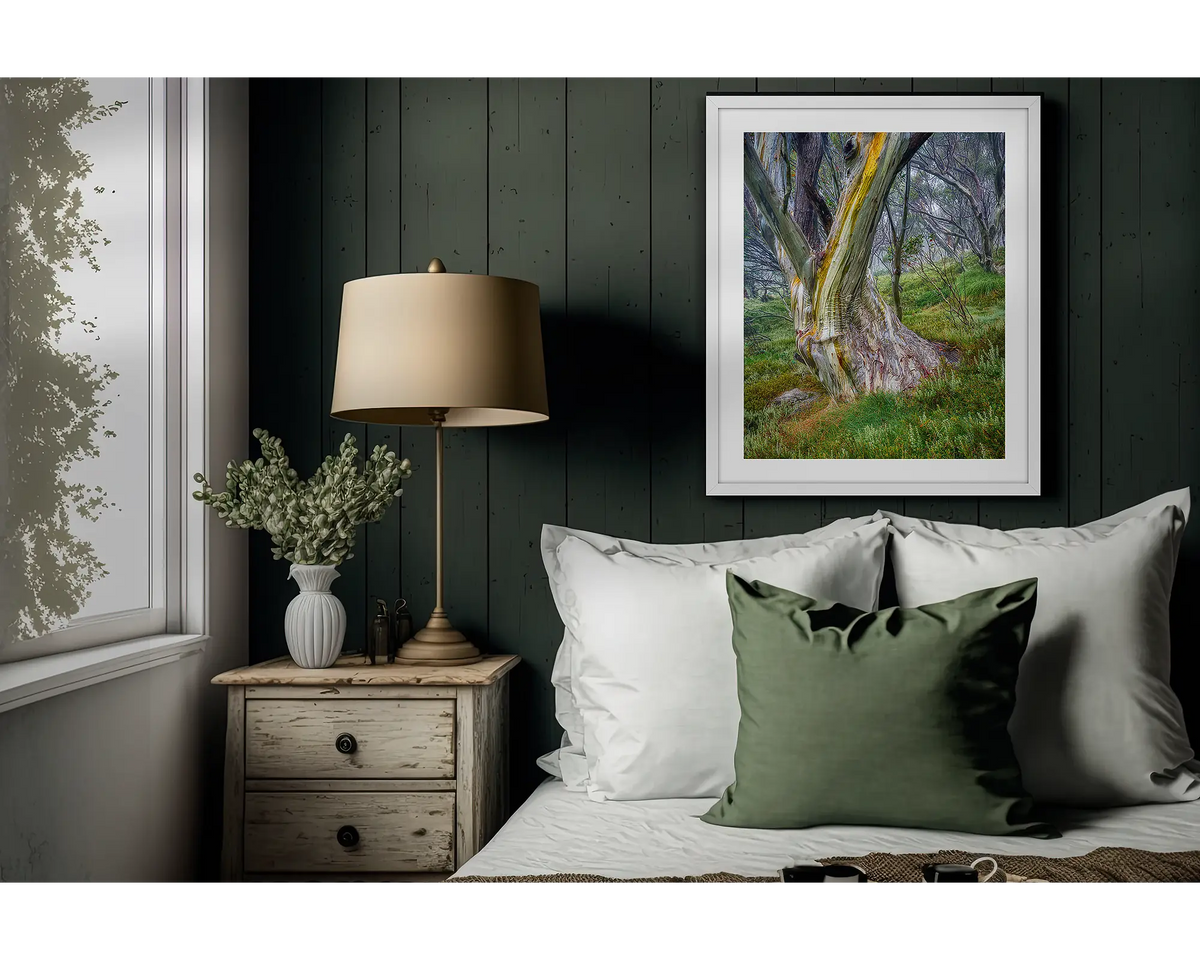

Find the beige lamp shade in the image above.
[{"left": 330, "top": 267, "right": 548, "bottom": 426}]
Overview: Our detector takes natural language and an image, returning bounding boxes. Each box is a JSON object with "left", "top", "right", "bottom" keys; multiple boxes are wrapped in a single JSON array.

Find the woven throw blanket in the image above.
[
  {"left": 448, "top": 846, "right": 1200, "bottom": 882},
  {"left": 821, "top": 847, "right": 1200, "bottom": 882}
]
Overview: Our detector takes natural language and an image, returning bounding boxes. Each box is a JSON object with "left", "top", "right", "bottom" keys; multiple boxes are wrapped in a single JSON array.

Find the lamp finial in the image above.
[{"left": 427, "top": 257, "right": 446, "bottom": 274}]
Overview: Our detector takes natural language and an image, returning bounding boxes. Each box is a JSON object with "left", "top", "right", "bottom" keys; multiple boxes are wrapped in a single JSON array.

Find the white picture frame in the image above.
[{"left": 706, "top": 94, "right": 1041, "bottom": 496}]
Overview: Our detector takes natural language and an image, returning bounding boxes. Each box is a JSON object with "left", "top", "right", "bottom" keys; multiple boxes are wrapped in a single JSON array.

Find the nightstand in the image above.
[{"left": 212, "top": 654, "right": 518, "bottom": 881}]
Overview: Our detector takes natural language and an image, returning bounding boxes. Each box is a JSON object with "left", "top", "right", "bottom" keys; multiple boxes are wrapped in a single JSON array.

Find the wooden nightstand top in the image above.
[{"left": 212, "top": 654, "right": 519, "bottom": 687}]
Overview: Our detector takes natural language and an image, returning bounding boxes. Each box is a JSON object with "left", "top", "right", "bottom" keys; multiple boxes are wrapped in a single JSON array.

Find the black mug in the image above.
[
  {"left": 921, "top": 864, "right": 979, "bottom": 883},
  {"left": 781, "top": 863, "right": 868, "bottom": 883}
]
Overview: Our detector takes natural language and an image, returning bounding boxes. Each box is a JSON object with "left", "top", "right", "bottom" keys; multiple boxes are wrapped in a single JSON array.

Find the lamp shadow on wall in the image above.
[
  {"left": 500, "top": 305, "right": 710, "bottom": 803},
  {"left": 542, "top": 306, "right": 708, "bottom": 474}
]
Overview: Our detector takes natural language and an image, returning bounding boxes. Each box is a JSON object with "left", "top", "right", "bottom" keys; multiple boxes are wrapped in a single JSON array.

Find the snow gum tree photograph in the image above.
[{"left": 743, "top": 129, "right": 1007, "bottom": 460}]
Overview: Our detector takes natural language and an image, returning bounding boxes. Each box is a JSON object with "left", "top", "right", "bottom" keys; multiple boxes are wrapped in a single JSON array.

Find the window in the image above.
[{"left": 0, "top": 78, "right": 203, "bottom": 664}]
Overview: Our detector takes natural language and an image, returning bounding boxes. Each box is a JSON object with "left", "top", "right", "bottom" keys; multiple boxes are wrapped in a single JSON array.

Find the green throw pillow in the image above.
[{"left": 702, "top": 574, "right": 1052, "bottom": 836}]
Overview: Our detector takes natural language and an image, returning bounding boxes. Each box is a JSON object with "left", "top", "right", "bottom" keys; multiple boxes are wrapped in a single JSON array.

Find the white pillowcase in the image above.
[
  {"left": 874, "top": 488, "right": 1190, "bottom": 559},
  {"left": 891, "top": 503, "right": 1199, "bottom": 807},
  {"left": 555, "top": 520, "right": 890, "bottom": 801},
  {"left": 536, "top": 517, "right": 879, "bottom": 786}
]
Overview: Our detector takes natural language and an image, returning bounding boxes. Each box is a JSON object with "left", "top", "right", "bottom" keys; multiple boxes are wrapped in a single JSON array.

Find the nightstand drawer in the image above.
[
  {"left": 244, "top": 791, "right": 455, "bottom": 873},
  {"left": 245, "top": 699, "right": 455, "bottom": 780}
]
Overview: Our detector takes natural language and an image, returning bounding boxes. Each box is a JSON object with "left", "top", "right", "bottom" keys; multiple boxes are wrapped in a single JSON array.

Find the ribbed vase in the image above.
[{"left": 284, "top": 564, "right": 347, "bottom": 669}]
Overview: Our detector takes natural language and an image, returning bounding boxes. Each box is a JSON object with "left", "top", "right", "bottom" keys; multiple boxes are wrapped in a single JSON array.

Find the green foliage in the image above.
[
  {"left": 882, "top": 255, "right": 1005, "bottom": 313},
  {"left": 903, "top": 302, "right": 1004, "bottom": 352},
  {"left": 1, "top": 79, "right": 127, "bottom": 644},
  {"left": 881, "top": 233, "right": 922, "bottom": 268},
  {"left": 743, "top": 295, "right": 793, "bottom": 353},
  {"left": 193, "top": 429, "right": 413, "bottom": 566},
  {"left": 957, "top": 268, "right": 1006, "bottom": 301},
  {"left": 743, "top": 255, "right": 1006, "bottom": 460},
  {"left": 743, "top": 296, "right": 793, "bottom": 329}
]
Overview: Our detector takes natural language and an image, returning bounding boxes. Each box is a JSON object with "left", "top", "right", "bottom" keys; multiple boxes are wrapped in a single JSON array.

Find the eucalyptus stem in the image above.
[{"left": 193, "top": 428, "right": 412, "bottom": 566}]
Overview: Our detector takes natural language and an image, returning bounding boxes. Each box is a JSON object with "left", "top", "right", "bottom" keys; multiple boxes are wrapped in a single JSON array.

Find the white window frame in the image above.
[{"left": 0, "top": 77, "right": 209, "bottom": 666}]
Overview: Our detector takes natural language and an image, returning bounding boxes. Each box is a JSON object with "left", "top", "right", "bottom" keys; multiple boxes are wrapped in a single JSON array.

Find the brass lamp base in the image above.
[
  {"left": 395, "top": 609, "right": 482, "bottom": 666},
  {"left": 392, "top": 406, "right": 483, "bottom": 667}
]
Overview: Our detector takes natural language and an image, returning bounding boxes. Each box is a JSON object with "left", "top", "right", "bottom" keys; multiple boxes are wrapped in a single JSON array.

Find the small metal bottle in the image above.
[
  {"left": 367, "top": 598, "right": 392, "bottom": 665},
  {"left": 391, "top": 598, "right": 414, "bottom": 663}
]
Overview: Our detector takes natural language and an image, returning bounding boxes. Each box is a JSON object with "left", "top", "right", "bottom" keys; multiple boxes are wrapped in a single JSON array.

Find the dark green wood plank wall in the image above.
[
  {"left": 321, "top": 80, "right": 369, "bottom": 648},
  {"left": 364, "top": 79, "right": 403, "bottom": 615},
  {"left": 565, "top": 80, "right": 652, "bottom": 541},
  {"left": 651, "top": 78, "right": 752, "bottom": 544},
  {"left": 249, "top": 78, "right": 1200, "bottom": 805},
  {"left": 248, "top": 81, "right": 323, "bottom": 654},
  {"left": 487, "top": 79, "right": 568, "bottom": 800}
]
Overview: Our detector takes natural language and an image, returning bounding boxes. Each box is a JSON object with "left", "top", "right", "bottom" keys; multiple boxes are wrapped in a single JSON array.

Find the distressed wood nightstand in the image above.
[{"left": 212, "top": 654, "right": 517, "bottom": 881}]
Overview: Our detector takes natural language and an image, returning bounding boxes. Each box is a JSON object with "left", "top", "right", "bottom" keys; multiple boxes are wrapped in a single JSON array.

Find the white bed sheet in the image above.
[{"left": 456, "top": 779, "right": 1200, "bottom": 878}]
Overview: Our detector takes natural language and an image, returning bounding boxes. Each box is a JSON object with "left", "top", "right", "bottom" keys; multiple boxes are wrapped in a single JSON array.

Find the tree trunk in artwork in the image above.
[
  {"left": 744, "top": 132, "right": 943, "bottom": 402},
  {"left": 884, "top": 164, "right": 912, "bottom": 324},
  {"left": 979, "top": 226, "right": 995, "bottom": 276}
]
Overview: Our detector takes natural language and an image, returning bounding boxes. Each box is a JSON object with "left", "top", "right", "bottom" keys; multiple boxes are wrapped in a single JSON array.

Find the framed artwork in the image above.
[{"left": 706, "top": 94, "right": 1041, "bottom": 496}]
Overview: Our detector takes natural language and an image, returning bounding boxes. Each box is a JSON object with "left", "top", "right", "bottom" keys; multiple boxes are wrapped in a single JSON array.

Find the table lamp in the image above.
[{"left": 331, "top": 258, "right": 548, "bottom": 665}]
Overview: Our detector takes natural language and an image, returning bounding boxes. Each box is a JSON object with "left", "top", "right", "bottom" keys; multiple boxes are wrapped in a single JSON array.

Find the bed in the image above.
[
  {"left": 454, "top": 780, "right": 1200, "bottom": 879},
  {"left": 482, "top": 500, "right": 1200, "bottom": 882}
]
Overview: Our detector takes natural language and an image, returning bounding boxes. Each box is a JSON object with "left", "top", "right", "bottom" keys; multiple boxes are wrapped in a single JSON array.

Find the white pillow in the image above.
[
  {"left": 891, "top": 505, "right": 1199, "bottom": 807},
  {"left": 556, "top": 520, "right": 890, "bottom": 801},
  {"left": 874, "top": 488, "right": 1190, "bottom": 559},
  {"left": 536, "top": 516, "right": 879, "bottom": 786}
]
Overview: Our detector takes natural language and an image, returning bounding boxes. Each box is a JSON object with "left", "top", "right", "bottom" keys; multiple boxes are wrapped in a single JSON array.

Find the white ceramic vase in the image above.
[{"left": 284, "top": 564, "right": 347, "bottom": 669}]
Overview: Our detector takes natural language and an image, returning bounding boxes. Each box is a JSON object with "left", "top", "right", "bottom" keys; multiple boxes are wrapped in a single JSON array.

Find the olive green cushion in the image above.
[{"left": 702, "top": 575, "right": 1050, "bottom": 836}]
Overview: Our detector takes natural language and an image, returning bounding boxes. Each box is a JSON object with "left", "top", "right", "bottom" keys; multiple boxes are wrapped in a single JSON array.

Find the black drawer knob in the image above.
[
  {"left": 337, "top": 825, "right": 360, "bottom": 848},
  {"left": 335, "top": 733, "right": 357, "bottom": 754}
]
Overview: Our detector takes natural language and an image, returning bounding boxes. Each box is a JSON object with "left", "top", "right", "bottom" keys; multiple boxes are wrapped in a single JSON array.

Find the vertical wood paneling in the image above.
[
  {"left": 399, "top": 79, "right": 490, "bottom": 643},
  {"left": 650, "top": 78, "right": 752, "bottom": 544},
  {"left": 322, "top": 79, "right": 369, "bottom": 651},
  {"left": 742, "top": 78, "right": 834, "bottom": 537},
  {"left": 487, "top": 78, "right": 568, "bottom": 800},
  {"left": 914, "top": 79, "right": 993, "bottom": 93},
  {"left": 1134, "top": 80, "right": 1192, "bottom": 500},
  {"left": 820, "top": 78, "right": 914, "bottom": 524},
  {"left": 365, "top": 78, "right": 402, "bottom": 617},
  {"left": 912, "top": 77, "right": 971, "bottom": 101},
  {"left": 1067, "top": 79, "right": 1104, "bottom": 525},
  {"left": 1103, "top": 79, "right": 1200, "bottom": 736},
  {"left": 565, "top": 79, "right": 652, "bottom": 539},
  {"left": 836, "top": 78, "right": 913, "bottom": 93},
  {"left": 756, "top": 79, "right": 836, "bottom": 94},
  {"left": 758, "top": 77, "right": 796, "bottom": 93},
  {"left": 248, "top": 80, "right": 324, "bottom": 662},
  {"left": 1102, "top": 80, "right": 1174, "bottom": 515}
]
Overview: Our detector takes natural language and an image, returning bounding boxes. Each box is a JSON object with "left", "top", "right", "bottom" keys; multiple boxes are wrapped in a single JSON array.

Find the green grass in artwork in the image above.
[
  {"left": 887, "top": 252, "right": 1005, "bottom": 314},
  {"left": 744, "top": 253, "right": 1006, "bottom": 460}
]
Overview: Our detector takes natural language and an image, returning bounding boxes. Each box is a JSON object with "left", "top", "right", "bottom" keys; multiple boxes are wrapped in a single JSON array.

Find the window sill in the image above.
[{"left": 0, "top": 633, "right": 209, "bottom": 716}]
